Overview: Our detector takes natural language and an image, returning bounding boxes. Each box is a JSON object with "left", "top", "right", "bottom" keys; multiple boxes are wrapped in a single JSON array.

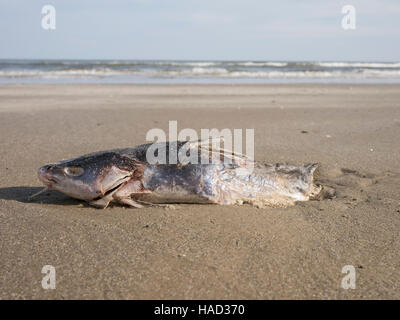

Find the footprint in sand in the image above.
[{"left": 313, "top": 167, "right": 381, "bottom": 205}]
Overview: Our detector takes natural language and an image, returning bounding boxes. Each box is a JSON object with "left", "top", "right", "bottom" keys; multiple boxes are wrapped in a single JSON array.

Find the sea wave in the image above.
[
  {"left": 2, "top": 68, "right": 400, "bottom": 79},
  {"left": 1, "top": 60, "right": 400, "bottom": 82},
  {"left": 0, "top": 68, "right": 120, "bottom": 78},
  {"left": 316, "top": 62, "right": 400, "bottom": 68},
  {"left": 233, "top": 62, "right": 288, "bottom": 67}
]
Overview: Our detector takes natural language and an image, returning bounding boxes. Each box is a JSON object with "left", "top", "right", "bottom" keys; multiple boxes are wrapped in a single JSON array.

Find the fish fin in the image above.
[
  {"left": 305, "top": 163, "right": 319, "bottom": 175},
  {"left": 199, "top": 137, "right": 251, "bottom": 158},
  {"left": 89, "top": 198, "right": 110, "bottom": 209},
  {"left": 188, "top": 137, "right": 253, "bottom": 165},
  {"left": 304, "top": 163, "right": 322, "bottom": 199},
  {"left": 134, "top": 199, "right": 173, "bottom": 208},
  {"left": 118, "top": 198, "right": 144, "bottom": 208}
]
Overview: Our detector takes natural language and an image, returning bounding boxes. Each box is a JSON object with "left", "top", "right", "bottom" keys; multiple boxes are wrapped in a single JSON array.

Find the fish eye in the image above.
[{"left": 64, "top": 166, "right": 84, "bottom": 177}]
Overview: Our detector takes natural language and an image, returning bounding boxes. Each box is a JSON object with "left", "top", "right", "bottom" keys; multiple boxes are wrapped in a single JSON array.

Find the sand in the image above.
[{"left": 0, "top": 83, "right": 399, "bottom": 299}]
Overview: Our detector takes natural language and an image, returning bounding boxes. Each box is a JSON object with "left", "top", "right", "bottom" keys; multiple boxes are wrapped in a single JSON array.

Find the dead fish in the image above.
[{"left": 34, "top": 139, "right": 322, "bottom": 208}]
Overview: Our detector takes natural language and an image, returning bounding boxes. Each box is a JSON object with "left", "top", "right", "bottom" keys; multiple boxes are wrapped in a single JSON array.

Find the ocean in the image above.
[{"left": 1, "top": 60, "right": 400, "bottom": 84}]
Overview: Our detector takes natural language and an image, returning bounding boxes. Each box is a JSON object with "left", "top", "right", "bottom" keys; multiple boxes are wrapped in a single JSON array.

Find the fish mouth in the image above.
[
  {"left": 38, "top": 166, "right": 60, "bottom": 186},
  {"left": 39, "top": 175, "right": 60, "bottom": 186}
]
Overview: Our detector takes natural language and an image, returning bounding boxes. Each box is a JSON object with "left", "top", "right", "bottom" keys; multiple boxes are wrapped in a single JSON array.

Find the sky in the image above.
[{"left": 0, "top": 0, "right": 399, "bottom": 61}]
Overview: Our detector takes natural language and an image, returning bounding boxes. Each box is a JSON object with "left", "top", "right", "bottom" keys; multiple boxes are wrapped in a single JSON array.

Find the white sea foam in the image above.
[
  {"left": 235, "top": 62, "right": 288, "bottom": 67},
  {"left": 2, "top": 68, "right": 400, "bottom": 79},
  {"left": 0, "top": 68, "right": 122, "bottom": 78},
  {"left": 154, "top": 61, "right": 218, "bottom": 67},
  {"left": 191, "top": 67, "right": 229, "bottom": 74},
  {"left": 316, "top": 62, "right": 400, "bottom": 68}
]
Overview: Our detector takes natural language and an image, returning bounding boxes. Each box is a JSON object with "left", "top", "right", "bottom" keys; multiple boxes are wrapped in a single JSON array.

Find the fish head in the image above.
[{"left": 38, "top": 152, "right": 137, "bottom": 200}]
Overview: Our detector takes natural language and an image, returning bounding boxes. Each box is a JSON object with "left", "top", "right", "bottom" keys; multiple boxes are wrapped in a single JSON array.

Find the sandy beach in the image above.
[{"left": 0, "top": 83, "right": 399, "bottom": 299}]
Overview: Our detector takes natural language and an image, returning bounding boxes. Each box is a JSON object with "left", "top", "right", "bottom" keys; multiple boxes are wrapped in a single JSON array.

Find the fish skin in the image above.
[{"left": 37, "top": 141, "right": 322, "bottom": 208}]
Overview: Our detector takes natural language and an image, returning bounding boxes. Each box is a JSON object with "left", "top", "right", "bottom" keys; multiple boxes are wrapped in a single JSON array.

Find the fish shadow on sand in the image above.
[{"left": 0, "top": 186, "right": 81, "bottom": 206}]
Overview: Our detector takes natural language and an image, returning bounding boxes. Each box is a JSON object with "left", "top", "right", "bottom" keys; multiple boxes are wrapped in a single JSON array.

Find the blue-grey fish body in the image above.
[{"left": 37, "top": 141, "right": 321, "bottom": 208}]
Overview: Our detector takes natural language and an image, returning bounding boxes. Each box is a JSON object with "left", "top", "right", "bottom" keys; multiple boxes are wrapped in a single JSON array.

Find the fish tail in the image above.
[
  {"left": 210, "top": 162, "right": 322, "bottom": 206},
  {"left": 304, "top": 163, "right": 322, "bottom": 199}
]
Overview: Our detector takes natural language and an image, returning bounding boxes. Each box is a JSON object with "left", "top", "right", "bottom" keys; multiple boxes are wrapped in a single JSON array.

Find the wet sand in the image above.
[{"left": 0, "top": 84, "right": 399, "bottom": 299}]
